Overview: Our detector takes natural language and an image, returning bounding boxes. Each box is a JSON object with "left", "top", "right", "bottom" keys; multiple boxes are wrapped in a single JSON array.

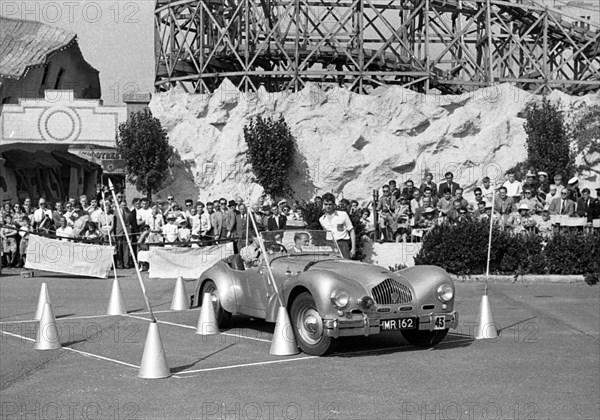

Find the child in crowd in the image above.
[
  {"left": 1, "top": 214, "right": 18, "bottom": 267},
  {"left": 18, "top": 218, "right": 30, "bottom": 268},
  {"left": 137, "top": 225, "right": 151, "bottom": 271}
]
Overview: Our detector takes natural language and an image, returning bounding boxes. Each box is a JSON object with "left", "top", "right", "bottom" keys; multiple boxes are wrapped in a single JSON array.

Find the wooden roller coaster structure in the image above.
[{"left": 155, "top": 0, "right": 600, "bottom": 94}]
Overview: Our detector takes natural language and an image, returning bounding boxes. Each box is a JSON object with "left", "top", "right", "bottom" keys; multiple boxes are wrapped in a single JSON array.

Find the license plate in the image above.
[
  {"left": 380, "top": 318, "right": 416, "bottom": 331},
  {"left": 433, "top": 316, "right": 446, "bottom": 330}
]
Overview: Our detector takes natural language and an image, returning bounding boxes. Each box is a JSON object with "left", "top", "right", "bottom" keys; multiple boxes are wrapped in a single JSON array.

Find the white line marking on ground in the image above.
[
  {"left": 124, "top": 314, "right": 272, "bottom": 343},
  {"left": 175, "top": 356, "right": 318, "bottom": 375},
  {"left": 0, "top": 330, "right": 139, "bottom": 369}
]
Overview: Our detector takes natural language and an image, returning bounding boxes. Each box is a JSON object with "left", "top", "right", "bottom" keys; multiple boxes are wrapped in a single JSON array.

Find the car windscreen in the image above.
[{"left": 260, "top": 230, "right": 342, "bottom": 256}]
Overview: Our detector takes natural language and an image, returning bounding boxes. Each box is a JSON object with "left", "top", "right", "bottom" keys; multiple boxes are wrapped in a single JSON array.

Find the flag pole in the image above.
[
  {"left": 100, "top": 190, "right": 119, "bottom": 283},
  {"left": 484, "top": 180, "right": 498, "bottom": 295},
  {"left": 108, "top": 179, "right": 156, "bottom": 321},
  {"left": 248, "top": 207, "right": 285, "bottom": 308}
]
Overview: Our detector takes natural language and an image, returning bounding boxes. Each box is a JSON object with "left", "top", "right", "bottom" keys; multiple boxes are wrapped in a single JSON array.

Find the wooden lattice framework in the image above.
[{"left": 154, "top": 0, "right": 600, "bottom": 94}]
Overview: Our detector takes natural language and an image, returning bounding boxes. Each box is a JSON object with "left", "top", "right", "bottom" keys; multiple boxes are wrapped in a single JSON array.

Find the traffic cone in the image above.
[
  {"left": 107, "top": 278, "right": 127, "bottom": 315},
  {"left": 475, "top": 292, "right": 498, "bottom": 339},
  {"left": 34, "top": 303, "right": 61, "bottom": 350},
  {"left": 170, "top": 276, "right": 188, "bottom": 311},
  {"left": 34, "top": 283, "right": 51, "bottom": 321},
  {"left": 270, "top": 306, "right": 299, "bottom": 356},
  {"left": 195, "top": 293, "right": 219, "bottom": 335},
  {"left": 138, "top": 321, "right": 171, "bottom": 379}
]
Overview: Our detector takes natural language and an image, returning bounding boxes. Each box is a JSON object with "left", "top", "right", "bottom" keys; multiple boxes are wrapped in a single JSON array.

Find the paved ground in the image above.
[{"left": 0, "top": 268, "right": 598, "bottom": 420}]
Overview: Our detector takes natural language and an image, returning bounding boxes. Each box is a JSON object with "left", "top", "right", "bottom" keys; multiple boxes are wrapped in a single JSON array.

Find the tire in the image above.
[
  {"left": 401, "top": 328, "right": 449, "bottom": 347},
  {"left": 290, "top": 292, "right": 336, "bottom": 356},
  {"left": 201, "top": 280, "right": 231, "bottom": 327}
]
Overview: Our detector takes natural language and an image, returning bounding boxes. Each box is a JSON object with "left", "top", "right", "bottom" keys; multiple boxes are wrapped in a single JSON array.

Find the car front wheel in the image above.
[
  {"left": 290, "top": 292, "right": 336, "bottom": 356},
  {"left": 401, "top": 328, "right": 449, "bottom": 347},
  {"left": 201, "top": 280, "right": 231, "bottom": 327}
]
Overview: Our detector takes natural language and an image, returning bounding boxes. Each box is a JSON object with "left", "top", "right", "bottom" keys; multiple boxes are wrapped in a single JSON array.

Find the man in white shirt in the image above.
[
  {"left": 55, "top": 217, "right": 74, "bottom": 240},
  {"left": 481, "top": 177, "right": 495, "bottom": 202},
  {"left": 502, "top": 172, "right": 522, "bottom": 204},
  {"left": 136, "top": 198, "right": 153, "bottom": 230},
  {"left": 33, "top": 198, "right": 53, "bottom": 231},
  {"left": 319, "top": 193, "right": 356, "bottom": 259}
]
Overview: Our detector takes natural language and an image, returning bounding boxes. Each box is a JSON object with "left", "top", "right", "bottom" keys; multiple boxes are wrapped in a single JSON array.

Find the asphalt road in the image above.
[{"left": 0, "top": 268, "right": 598, "bottom": 420}]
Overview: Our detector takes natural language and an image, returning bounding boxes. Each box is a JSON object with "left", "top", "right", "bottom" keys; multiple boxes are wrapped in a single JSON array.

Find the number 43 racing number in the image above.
[{"left": 434, "top": 316, "right": 445, "bottom": 330}]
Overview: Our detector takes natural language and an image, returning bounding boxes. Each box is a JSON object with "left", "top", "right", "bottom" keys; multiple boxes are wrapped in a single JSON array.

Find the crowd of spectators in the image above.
[
  {"left": 366, "top": 170, "right": 600, "bottom": 243},
  {"left": 2, "top": 171, "right": 599, "bottom": 269}
]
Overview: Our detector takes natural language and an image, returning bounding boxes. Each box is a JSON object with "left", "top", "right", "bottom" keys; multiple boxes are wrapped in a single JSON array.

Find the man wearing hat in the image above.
[
  {"left": 223, "top": 200, "right": 237, "bottom": 238},
  {"left": 567, "top": 176, "right": 582, "bottom": 202},
  {"left": 507, "top": 203, "right": 537, "bottom": 234},
  {"left": 537, "top": 171, "right": 550, "bottom": 198},
  {"left": 522, "top": 170, "right": 539, "bottom": 198}
]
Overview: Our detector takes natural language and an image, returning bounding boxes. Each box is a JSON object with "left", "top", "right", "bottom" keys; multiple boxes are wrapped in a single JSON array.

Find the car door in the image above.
[{"left": 236, "top": 263, "right": 270, "bottom": 318}]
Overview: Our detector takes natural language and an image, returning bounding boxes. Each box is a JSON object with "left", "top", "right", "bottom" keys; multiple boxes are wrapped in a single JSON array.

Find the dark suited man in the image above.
[
  {"left": 438, "top": 172, "right": 460, "bottom": 198},
  {"left": 114, "top": 200, "right": 133, "bottom": 268},
  {"left": 267, "top": 204, "right": 287, "bottom": 231},
  {"left": 576, "top": 188, "right": 594, "bottom": 222},
  {"left": 548, "top": 187, "right": 575, "bottom": 216}
]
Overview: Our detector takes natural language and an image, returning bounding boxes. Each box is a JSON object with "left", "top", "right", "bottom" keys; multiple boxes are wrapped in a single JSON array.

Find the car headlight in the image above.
[
  {"left": 357, "top": 296, "right": 374, "bottom": 311},
  {"left": 330, "top": 290, "right": 350, "bottom": 309},
  {"left": 437, "top": 284, "right": 454, "bottom": 302}
]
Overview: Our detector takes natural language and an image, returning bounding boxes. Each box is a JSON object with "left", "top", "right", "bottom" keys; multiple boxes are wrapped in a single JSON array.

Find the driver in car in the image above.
[
  {"left": 289, "top": 232, "right": 310, "bottom": 255},
  {"left": 240, "top": 236, "right": 261, "bottom": 268}
]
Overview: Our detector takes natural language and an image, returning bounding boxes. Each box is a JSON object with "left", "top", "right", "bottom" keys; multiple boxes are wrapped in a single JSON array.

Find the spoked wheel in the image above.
[
  {"left": 201, "top": 280, "right": 231, "bottom": 327},
  {"left": 401, "top": 328, "right": 449, "bottom": 347},
  {"left": 290, "top": 292, "right": 336, "bottom": 356}
]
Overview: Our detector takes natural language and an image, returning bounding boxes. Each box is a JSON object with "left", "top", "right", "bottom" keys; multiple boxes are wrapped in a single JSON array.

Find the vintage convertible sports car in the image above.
[{"left": 194, "top": 229, "right": 459, "bottom": 356}]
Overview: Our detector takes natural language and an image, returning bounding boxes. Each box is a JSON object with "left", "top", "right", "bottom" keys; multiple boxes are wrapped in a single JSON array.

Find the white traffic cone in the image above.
[
  {"left": 270, "top": 306, "right": 299, "bottom": 355},
  {"left": 34, "top": 303, "right": 61, "bottom": 350},
  {"left": 34, "top": 283, "right": 51, "bottom": 321},
  {"left": 107, "top": 278, "right": 127, "bottom": 315},
  {"left": 475, "top": 293, "right": 498, "bottom": 339},
  {"left": 170, "top": 276, "right": 188, "bottom": 311},
  {"left": 138, "top": 321, "right": 171, "bottom": 379},
  {"left": 195, "top": 293, "right": 220, "bottom": 335}
]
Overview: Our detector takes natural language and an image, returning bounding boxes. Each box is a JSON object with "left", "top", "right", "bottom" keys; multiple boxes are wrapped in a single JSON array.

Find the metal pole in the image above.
[
  {"left": 248, "top": 207, "right": 285, "bottom": 307},
  {"left": 100, "top": 190, "right": 119, "bottom": 284},
  {"left": 108, "top": 179, "right": 156, "bottom": 321},
  {"left": 485, "top": 181, "right": 498, "bottom": 294}
]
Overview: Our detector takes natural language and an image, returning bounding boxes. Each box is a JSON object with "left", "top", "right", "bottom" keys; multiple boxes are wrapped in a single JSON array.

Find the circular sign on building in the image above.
[{"left": 38, "top": 106, "right": 82, "bottom": 143}]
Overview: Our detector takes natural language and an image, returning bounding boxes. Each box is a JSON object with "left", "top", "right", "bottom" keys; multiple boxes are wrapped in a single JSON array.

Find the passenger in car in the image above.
[{"left": 289, "top": 232, "right": 310, "bottom": 254}]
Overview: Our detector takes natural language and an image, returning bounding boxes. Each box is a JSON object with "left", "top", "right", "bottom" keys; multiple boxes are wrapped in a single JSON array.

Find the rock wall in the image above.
[{"left": 148, "top": 80, "right": 600, "bottom": 204}]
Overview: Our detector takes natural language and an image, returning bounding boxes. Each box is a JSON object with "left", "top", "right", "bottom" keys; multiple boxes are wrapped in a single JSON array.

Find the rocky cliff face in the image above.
[{"left": 148, "top": 80, "right": 599, "bottom": 204}]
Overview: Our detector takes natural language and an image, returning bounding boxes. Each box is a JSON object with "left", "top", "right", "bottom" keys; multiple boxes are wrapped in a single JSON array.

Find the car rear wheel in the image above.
[
  {"left": 290, "top": 292, "right": 337, "bottom": 356},
  {"left": 201, "top": 280, "right": 231, "bottom": 327},
  {"left": 401, "top": 328, "right": 449, "bottom": 347}
]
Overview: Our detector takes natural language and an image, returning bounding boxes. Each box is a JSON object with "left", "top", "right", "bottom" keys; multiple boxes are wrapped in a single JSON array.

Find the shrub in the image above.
[
  {"left": 523, "top": 97, "right": 574, "bottom": 180},
  {"left": 414, "top": 220, "right": 600, "bottom": 277},
  {"left": 543, "top": 231, "right": 600, "bottom": 275},
  {"left": 116, "top": 109, "right": 173, "bottom": 200},
  {"left": 244, "top": 115, "right": 296, "bottom": 200}
]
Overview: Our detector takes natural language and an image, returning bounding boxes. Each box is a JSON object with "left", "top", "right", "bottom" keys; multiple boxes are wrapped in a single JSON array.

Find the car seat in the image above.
[{"left": 230, "top": 254, "right": 245, "bottom": 271}]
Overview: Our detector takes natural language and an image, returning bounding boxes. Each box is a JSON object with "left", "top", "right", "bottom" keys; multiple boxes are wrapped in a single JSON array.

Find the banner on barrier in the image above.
[
  {"left": 362, "top": 242, "right": 423, "bottom": 268},
  {"left": 25, "top": 235, "right": 114, "bottom": 278},
  {"left": 148, "top": 243, "right": 234, "bottom": 279}
]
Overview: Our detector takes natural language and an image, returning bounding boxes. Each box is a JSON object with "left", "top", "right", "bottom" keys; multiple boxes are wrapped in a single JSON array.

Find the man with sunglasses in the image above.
[
  {"left": 33, "top": 198, "right": 53, "bottom": 232},
  {"left": 548, "top": 187, "right": 575, "bottom": 216}
]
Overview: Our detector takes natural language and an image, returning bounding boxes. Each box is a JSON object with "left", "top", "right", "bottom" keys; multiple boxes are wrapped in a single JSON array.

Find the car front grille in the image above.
[{"left": 371, "top": 278, "right": 413, "bottom": 305}]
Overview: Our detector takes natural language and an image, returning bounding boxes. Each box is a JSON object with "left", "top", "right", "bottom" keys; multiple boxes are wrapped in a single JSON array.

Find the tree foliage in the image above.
[
  {"left": 244, "top": 115, "right": 296, "bottom": 199},
  {"left": 570, "top": 104, "right": 600, "bottom": 173},
  {"left": 523, "top": 98, "right": 575, "bottom": 180},
  {"left": 116, "top": 109, "right": 173, "bottom": 199}
]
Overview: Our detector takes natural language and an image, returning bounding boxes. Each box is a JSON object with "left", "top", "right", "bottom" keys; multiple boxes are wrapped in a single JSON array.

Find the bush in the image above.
[
  {"left": 116, "top": 109, "right": 173, "bottom": 200},
  {"left": 523, "top": 97, "right": 575, "bottom": 180},
  {"left": 244, "top": 115, "right": 296, "bottom": 200},
  {"left": 414, "top": 220, "right": 600, "bottom": 277}
]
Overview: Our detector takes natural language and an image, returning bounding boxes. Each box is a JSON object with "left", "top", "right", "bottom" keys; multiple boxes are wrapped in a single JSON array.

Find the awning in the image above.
[
  {"left": 3, "top": 149, "right": 62, "bottom": 169},
  {"left": 52, "top": 150, "right": 101, "bottom": 171}
]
